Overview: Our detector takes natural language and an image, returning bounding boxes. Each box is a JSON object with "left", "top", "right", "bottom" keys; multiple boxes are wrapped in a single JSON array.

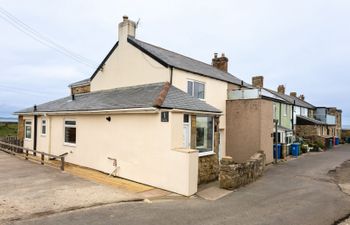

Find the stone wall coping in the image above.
[
  {"left": 172, "top": 148, "right": 198, "bottom": 154},
  {"left": 220, "top": 151, "right": 266, "bottom": 190},
  {"left": 199, "top": 151, "right": 216, "bottom": 157}
]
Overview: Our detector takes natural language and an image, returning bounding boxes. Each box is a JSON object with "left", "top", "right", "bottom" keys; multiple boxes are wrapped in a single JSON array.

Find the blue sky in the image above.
[{"left": 0, "top": 0, "right": 349, "bottom": 125}]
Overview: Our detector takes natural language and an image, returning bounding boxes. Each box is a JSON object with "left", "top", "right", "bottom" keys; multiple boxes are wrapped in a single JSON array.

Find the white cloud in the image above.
[{"left": 0, "top": 0, "right": 349, "bottom": 124}]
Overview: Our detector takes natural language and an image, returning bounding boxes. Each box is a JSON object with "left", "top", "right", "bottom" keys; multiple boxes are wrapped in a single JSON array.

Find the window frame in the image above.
[
  {"left": 284, "top": 104, "right": 288, "bottom": 116},
  {"left": 24, "top": 120, "right": 32, "bottom": 140},
  {"left": 187, "top": 80, "right": 205, "bottom": 100},
  {"left": 273, "top": 104, "right": 277, "bottom": 119},
  {"left": 196, "top": 116, "right": 215, "bottom": 157},
  {"left": 64, "top": 119, "right": 76, "bottom": 146},
  {"left": 183, "top": 114, "right": 189, "bottom": 124},
  {"left": 161, "top": 111, "right": 169, "bottom": 122},
  {"left": 41, "top": 118, "right": 47, "bottom": 136},
  {"left": 182, "top": 114, "right": 191, "bottom": 149}
]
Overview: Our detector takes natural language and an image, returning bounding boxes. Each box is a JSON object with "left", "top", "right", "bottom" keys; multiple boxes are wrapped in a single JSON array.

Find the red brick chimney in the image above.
[
  {"left": 290, "top": 92, "right": 297, "bottom": 97},
  {"left": 252, "top": 76, "right": 264, "bottom": 88},
  {"left": 277, "top": 85, "right": 285, "bottom": 94},
  {"left": 299, "top": 94, "right": 305, "bottom": 101},
  {"left": 212, "top": 53, "right": 228, "bottom": 72}
]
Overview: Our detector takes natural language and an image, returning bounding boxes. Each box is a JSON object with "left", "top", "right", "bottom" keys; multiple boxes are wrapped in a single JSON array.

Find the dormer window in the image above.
[{"left": 187, "top": 80, "right": 205, "bottom": 99}]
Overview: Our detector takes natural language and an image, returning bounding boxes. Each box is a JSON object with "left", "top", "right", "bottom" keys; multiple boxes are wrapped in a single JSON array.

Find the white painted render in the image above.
[
  {"left": 90, "top": 31, "right": 237, "bottom": 157},
  {"left": 171, "top": 68, "right": 236, "bottom": 156},
  {"left": 293, "top": 106, "right": 309, "bottom": 125},
  {"left": 24, "top": 112, "right": 199, "bottom": 196},
  {"left": 90, "top": 40, "right": 170, "bottom": 91}
]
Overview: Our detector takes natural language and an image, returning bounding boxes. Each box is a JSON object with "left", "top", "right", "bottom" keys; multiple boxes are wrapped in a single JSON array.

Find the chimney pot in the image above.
[
  {"left": 277, "top": 85, "right": 285, "bottom": 94},
  {"left": 290, "top": 92, "right": 297, "bottom": 97},
  {"left": 299, "top": 94, "right": 305, "bottom": 101},
  {"left": 252, "top": 76, "right": 264, "bottom": 88},
  {"left": 212, "top": 53, "right": 228, "bottom": 72},
  {"left": 118, "top": 15, "right": 136, "bottom": 42}
]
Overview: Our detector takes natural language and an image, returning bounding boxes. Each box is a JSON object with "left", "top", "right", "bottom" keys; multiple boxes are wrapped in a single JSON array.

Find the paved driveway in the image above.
[
  {"left": 0, "top": 151, "right": 141, "bottom": 223},
  {"left": 8, "top": 145, "right": 350, "bottom": 225}
]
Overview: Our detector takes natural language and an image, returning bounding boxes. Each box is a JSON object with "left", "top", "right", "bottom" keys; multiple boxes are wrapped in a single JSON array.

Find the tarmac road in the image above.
[{"left": 8, "top": 145, "right": 350, "bottom": 225}]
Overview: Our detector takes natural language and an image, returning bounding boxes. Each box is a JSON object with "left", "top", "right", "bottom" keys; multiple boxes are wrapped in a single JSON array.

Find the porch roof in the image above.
[
  {"left": 296, "top": 115, "right": 326, "bottom": 125},
  {"left": 15, "top": 82, "right": 222, "bottom": 114}
]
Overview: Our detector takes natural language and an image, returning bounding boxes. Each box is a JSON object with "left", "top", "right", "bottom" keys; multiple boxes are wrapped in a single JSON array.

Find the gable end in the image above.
[
  {"left": 127, "top": 37, "right": 169, "bottom": 68},
  {"left": 90, "top": 41, "right": 119, "bottom": 81}
]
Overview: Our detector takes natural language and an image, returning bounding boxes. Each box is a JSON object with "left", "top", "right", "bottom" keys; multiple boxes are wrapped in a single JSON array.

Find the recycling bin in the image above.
[
  {"left": 291, "top": 143, "right": 299, "bottom": 157},
  {"left": 273, "top": 144, "right": 282, "bottom": 159},
  {"left": 335, "top": 137, "right": 339, "bottom": 145}
]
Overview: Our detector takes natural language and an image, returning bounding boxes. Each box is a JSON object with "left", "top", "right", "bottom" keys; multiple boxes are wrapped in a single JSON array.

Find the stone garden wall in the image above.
[
  {"left": 198, "top": 154, "right": 220, "bottom": 184},
  {"left": 220, "top": 151, "right": 266, "bottom": 190}
]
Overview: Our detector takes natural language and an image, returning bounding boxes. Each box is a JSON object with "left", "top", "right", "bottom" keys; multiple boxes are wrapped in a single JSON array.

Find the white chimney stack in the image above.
[{"left": 118, "top": 15, "right": 136, "bottom": 42}]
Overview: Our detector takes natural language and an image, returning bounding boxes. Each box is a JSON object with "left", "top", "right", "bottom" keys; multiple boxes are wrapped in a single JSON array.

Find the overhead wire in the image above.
[{"left": 0, "top": 6, "right": 97, "bottom": 68}]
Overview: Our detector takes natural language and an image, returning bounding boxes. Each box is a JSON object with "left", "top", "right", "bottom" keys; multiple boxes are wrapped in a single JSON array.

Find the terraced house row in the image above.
[{"left": 15, "top": 16, "right": 342, "bottom": 196}]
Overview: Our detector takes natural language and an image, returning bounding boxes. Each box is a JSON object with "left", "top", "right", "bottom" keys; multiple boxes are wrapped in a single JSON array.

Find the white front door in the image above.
[{"left": 183, "top": 124, "right": 190, "bottom": 148}]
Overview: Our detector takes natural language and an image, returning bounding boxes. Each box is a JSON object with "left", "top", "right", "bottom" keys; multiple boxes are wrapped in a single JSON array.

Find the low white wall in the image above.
[{"left": 36, "top": 112, "right": 198, "bottom": 196}]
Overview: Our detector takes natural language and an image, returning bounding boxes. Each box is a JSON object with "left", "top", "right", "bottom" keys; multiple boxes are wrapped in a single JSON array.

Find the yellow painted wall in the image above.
[
  {"left": 35, "top": 112, "right": 198, "bottom": 196},
  {"left": 90, "top": 41, "right": 169, "bottom": 91},
  {"left": 171, "top": 112, "right": 185, "bottom": 149},
  {"left": 171, "top": 68, "right": 238, "bottom": 156}
]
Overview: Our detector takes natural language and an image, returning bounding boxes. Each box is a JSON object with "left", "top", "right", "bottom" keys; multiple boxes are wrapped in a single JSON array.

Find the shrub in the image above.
[
  {"left": 301, "top": 145, "right": 308, "bottom": 153},
  {"left": 315, "top": 141, "right": 325, "bottom": 150}
]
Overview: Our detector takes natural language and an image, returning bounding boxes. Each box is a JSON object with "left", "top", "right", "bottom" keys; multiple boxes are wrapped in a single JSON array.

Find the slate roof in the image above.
[
  {"left": 127, "top": 37, "right": 250, "bottom": 87},
  {"left": 296, "top": 115, "right": 325, "bottom": 125},
  {"left": 264, "top": 88, "right": 315, "bottom": 109},
  {"left": 15, "top": 83, "right": 221, "bottom": 114},
  {"left": 68, "top": 78, "right": 90, "bottom": 87},
  {"left": 70, "top": 37, "right": 252, "bottom": 88}
]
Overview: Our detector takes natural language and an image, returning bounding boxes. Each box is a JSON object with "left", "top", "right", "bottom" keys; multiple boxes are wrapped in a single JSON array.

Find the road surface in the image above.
[{"left": 7, "top": 145, "right": 350, "bottom": 225}]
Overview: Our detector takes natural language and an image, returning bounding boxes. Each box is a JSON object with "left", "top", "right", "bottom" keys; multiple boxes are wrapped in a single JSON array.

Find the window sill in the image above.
[
  {"left": 64, "top": 143, "right": 76, "bottom": 147},
  {"left": 199, "top": 151, "right": 215, "bottom": 157},
  {"left": 24, "top": 138, "right": 32, "bottom": 142},
  {"left": 41, "top": 134, "right": 47, "bottom": 137}
]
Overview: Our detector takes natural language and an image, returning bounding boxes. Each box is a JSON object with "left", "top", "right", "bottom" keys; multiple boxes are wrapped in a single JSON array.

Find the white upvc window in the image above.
[
  {"left": 64, "top": 120, "right": 76, "bottom": 145},
  {"left": 196, "top": 116, "right": 214, "bottom": 156},
  {"left": 25, "top": 120, "right": 32, "bottom": 140},
  {"left": 187, "top": 80, "right": 205, "bottom": 99},
  {"left": 41, "top": 118, "right": 47, "bottom": 135},
  {"left": 284, "top": 104, "right": 288, "bottom": 116},
  {"left": 273, "top": 104, "right": 277, "bottom": 119}
]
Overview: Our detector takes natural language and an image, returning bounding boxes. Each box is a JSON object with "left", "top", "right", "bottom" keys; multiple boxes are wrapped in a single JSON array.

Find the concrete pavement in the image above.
[
  {"left": 6, "top": 145, "right": 350, "bottom": 225},
  {"left": 0, "top": 151, "right": 142, "bottom": 224}
]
